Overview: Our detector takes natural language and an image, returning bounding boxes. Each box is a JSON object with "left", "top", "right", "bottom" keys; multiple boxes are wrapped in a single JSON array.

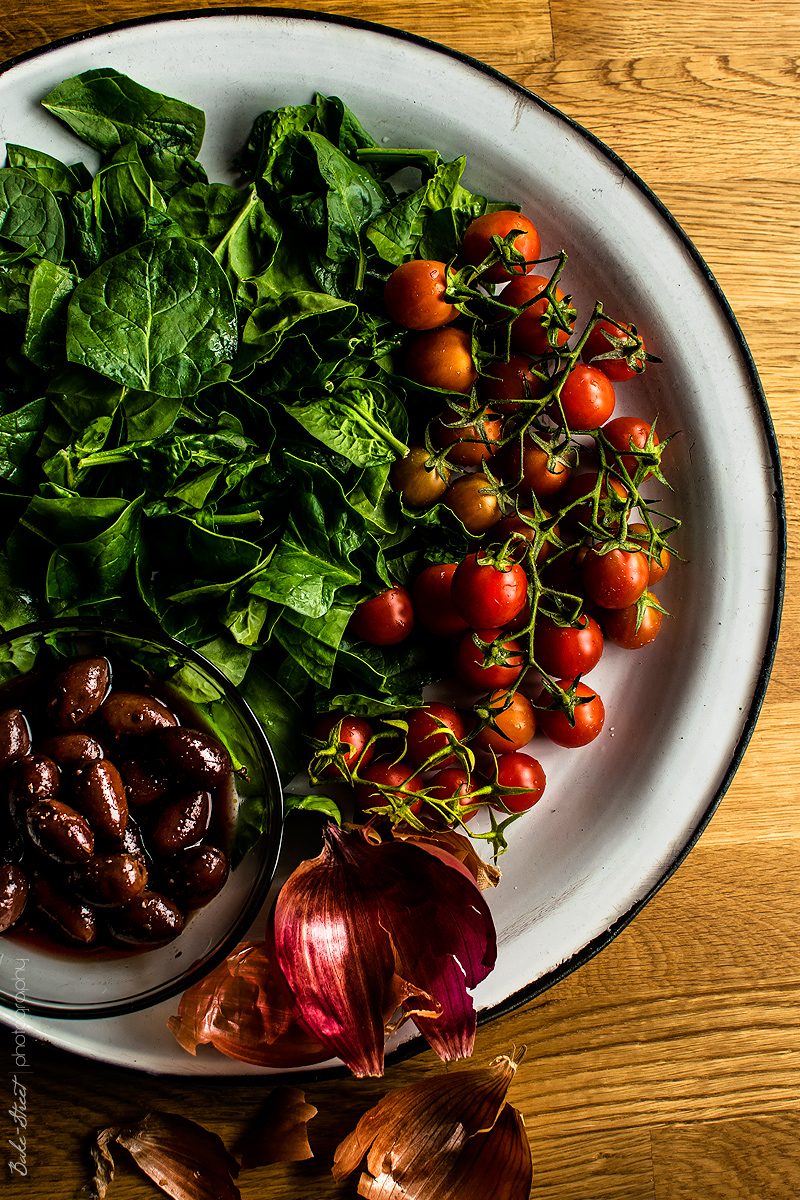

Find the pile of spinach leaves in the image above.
[{"left": 0, "top": 69, "right": 509, "bottom": 797}]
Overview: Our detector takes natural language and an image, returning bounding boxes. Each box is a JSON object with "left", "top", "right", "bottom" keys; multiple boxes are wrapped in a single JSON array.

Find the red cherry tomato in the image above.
[
  {"left": 536, "top": 682, "right": 605, "bottom": 748},
  {"left": 451, "top": 553, "right": 528, "bottom": 628},
  {"left": 495, "top": 435, "right": 571, "bottom": 501},
  {"left": 476, "top": 354, "right": 549, "bottom": 416},
  {"left": 555, "top": 364, "right": 616, "bottom": 431},
  {"left": 582, "top": 547, "right": 649, "bottom": 610},
  {"left": 455, "top": 628, "right": 526, "bottom": 690},
  {"left": 311, "top": 713, "right": 374, "bottom": 780},
  {"left": 504, "top": 274, "right": 574, "bottom": 355},
  {"left": 462, "top": 210, "right": 541, "bottom": 283},
  {"left": 603, "top": 416, "right": 659, "bottom": 478},
  {"left": 443, "top": 472, "right": 501, "bottom": 535},
  {"left": 557, "top": 471, "right": 628, "bottom": 538},
  {"left": 490, "top": 509, "right": 558, "bottom": 565},
  {"left": 349, "top": 587, "right": 414, "bottom": 645},
  {"left": 405, "top": 704, "right": 466, "bottom": 768},
  {"left": 354, "top": 760, "right": 423, "bottom": 814},
  {"left": 582, "top": 319, "right": 647, "bottom": 382},
  {"left": 489, "top": 752, "right": 546, "bottom": 812},
  {"left": 603, "top": 591, "right": 664, "bottom": 649},
  {"left": 412, "top": 563, "right": 470, "bottom": 639},
  {"left": 426, "top": 767, "right": 480, "bottom": 822},
  {"left": 384, "top": 259, "right": 456, "bottom": 330},
  {"left": 534, "top": 614, "right": 604, "bottom": 678},
  {"left": 432, "top": 403, "right": 503, "bottom": 468},
  {"left": 403, "top": 327, "right": 478, "bottom": 392},
  {"left": 473, "top": 689, "right": 536, "bottom": 755},
  {"left": 628, "top": 522, "right": 671, "bottom": 584}
]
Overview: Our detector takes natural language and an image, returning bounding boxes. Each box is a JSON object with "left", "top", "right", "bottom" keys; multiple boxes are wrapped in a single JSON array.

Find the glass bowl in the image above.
[{"left": 0, "top": 620, "right": 283, "bottom": 1019}]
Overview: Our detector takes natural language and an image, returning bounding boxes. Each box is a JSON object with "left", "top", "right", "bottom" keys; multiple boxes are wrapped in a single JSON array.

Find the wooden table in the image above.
[{"left": 2, "top": 3, "right": 797, "bottom": 1197}]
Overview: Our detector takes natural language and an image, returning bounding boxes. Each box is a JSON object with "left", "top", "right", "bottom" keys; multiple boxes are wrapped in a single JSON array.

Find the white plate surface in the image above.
[{"left": 0, "top": 10, "right": 783, "bottom": 1075}]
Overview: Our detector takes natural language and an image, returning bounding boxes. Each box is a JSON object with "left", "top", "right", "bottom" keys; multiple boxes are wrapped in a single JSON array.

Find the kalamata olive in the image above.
[
  {"left": 149, "top": 789, "right": 211, "bottom": 856},
  {"left": 33, "top": 875, "right": 97, "bottom": 944},
  {"left": 0, "top": 709, "right": 31, "bottom": 771},
  {"left": 77, "top": 853, "right": 148, "bottom": 907},
  {"left": 108, "top": 890, "right": 184, "bottom": 945},
  {"left": 71, "top": 759, "right": 128, "bottom": 839},
  {"left": 155, "top": 728, "right": 231, "bottom": 786},
  {"left": 98, "top": 691, "right": 178, "bottom": 737},
  {"left": 39, "top": 732, "right": 106, "bottom": 768},
  {"left": 117, "top": 815, "right": 147, "bottom": 864},
  {"left": 118, "top": 756, "right": 171, "bottom": 808},
  {"left": 45, "top": 656, "right": 111, "bottom": 730},
  {"left": 7, "top": 755, "right": 60, "bottom": 824},
  {"left": 0, "top": 863, "right": 28, "bottom": 932},
  {"left": 159, "top": 845, "right": 229, "bottom": 910},
  {"left": 26, "top": 799, "right": 95, "bottom": 864}
]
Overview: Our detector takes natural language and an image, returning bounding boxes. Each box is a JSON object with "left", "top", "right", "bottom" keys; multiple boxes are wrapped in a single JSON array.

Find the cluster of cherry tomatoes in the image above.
[{"left": 307, "top": 208, "right": 678, "bottom": 848}]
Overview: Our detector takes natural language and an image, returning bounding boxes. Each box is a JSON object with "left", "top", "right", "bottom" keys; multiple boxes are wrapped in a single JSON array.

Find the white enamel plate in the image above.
[{"left": 0, "top": 9, "right": 783, "bottom": 1075}]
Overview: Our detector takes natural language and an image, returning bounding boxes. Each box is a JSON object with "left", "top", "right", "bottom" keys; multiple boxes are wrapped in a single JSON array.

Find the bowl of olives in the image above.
[{"left": 0, "top": 620, "right": 283, "bottom": 1018}]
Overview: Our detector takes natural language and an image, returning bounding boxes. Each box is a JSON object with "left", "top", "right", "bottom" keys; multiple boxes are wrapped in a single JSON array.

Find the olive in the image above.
[
  {"left": 108, "top": 890, "right": 184, "bottom": 946},
  {"left": 159, "top": 845, "right": 229, "bottom": 910},
  {"left": 39, "top": 732, "right": 106, "bottom": 768},
  {"left": 117, "top": 815, "right": 147, "bottom": 864},
  {"left": 8, "top": 756, "right": 60, "bottom": 828},
  {"left": 77, "top": 853, "right": 148, "bottom": 907},
  {"left": 98, "top": 691, "right": 178, "bottom": 738},
  {"left": 149, "top": 789, "right": 211, "bottom": 856},
  {"left": 155, "top": 727, "right": 231, "bottom": 786},
  {"left": 33, "top": 875, "right": 97, "bottom": 945},
  {"left": 45, "top": 656, "right": 111, "bottom": 730},
  {"left": 0, "top": 708, "right": 31, "bottom": 771},
  {"left": 72, "top": 759, "right": 128, "bottom": 839},
  {"left": 0, "top": 863, "right": 28, "bottom": 932},
  {"left": 26, "top": 799, "right": 95, "bottom": 864},
  {"left": 118, "top": 756, "right": 170, "bottom": 808}
]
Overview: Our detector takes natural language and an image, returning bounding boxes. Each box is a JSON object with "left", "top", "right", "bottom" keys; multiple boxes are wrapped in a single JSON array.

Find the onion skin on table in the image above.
[
  {"left": 273, "top": 823, "right": 497, "bottom": 1077},
  {"left": 333, "top": 1052, "right": 532, "bottom": 1200}
]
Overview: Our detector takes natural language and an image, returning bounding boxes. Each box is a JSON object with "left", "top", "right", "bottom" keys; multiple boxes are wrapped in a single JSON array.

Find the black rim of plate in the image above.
[
  {"left": 0, "top": 8, "right": 786, "bottom": 1073},
  {"left": 0, "top": 618, "right": 284, "bottom": 1019}
]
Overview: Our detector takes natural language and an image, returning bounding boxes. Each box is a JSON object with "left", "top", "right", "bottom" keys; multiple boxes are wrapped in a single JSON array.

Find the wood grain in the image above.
[{"left": 2, "top": 3, "right": 800, "bottom": 1198}]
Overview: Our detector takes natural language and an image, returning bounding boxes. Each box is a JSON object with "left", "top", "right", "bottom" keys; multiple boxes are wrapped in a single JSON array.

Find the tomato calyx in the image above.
[
  {"left": 628, "top": 588, "right": 669, "bottom": 635},
  {"left": 597, "top": 415, "right": 674, "bottom": 489},
  {"left": 532, "top": 675, "right": 597, "bottom": 728},
  {"left": 583, "top": 317, "right": 662, "bottom": 375}
]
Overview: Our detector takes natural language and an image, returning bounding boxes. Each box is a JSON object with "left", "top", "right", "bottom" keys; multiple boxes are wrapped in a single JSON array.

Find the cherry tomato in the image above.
[
  {"left": 403, "top": 326, "right": 477, "bottom": 392},
  {"left": 496, "top": 435, "right": 571, "bottom": 500},
  {"left": 311, "top": 713, "right": 374, "bottom": 780},
  {"left": 349, "top": 586, "right": 414, "bottom": 645},
  {"left": 473, "top": 689, "right": 536, "bottom": 755},
  {"left": 488, "top": 752, "right": 546, "bottom": 812},
  {"left": 389, "top": 446, "right": 449, "bottom": 509},
  {"left": 534, "top": 614, "right": 603, "bottom": 678},
  {"left": 555, "top": 364, "right": 616, "bottom": 431},
  {"left": 582, "top": 319, "right": 647, "bottom": 382},
  {"left": 426, "top": 767, "right": 479, "bottom": 822},
  {"left": 603, "top": 590, "right": 663, "bottom": 649},
  {"left": 432, "top": 403, "right": 502, "bottom": 467},
  {"left": 476, "top": 354, "right": 549, "bottom": 416},
  {"left": 455, "top": 628, "right": 525, "bottom": 690},
  {"left": 628, "top": 522, "right": 671, "bottom": 584},
  {"left": 405, "top": 704, "right": 466, "bottom": 768},
  {"left": 536, "top": 681, "right": 605, "bottom": 748},
  {"left": 451, "top": 553, "right": 528, "bottom": 628},
  {"left": 462, "top": 210, "right": 541, "bottom": 283},
  {"left": 504, "top": 274, "right": 574, "bottom": 355},
  {"left": 354, "top": 760, "right": 423, "bottom": 814},
  {"left": 412, "top": 563, "right": 470, "bottom": 638},
  {"left": 557, "top": 471, "right": 628, "bottom": 538},
  {"left": 384, "top": 259, "right": 456, "bottom": 330},
  {"left": 490, "top": 509, "right": 558, "bottom": 564},
  {"left": 582, "top": 547, "right": 649, "bottom": 610},
  {"left": 444, "top": 472, "right": 501, "bottom": 534},
  {"left": 603, "top": 416, "right": 659, "bottom": 478}
]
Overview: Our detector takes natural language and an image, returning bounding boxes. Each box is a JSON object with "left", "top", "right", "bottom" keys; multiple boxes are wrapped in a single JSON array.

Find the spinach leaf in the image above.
[
  {"left": 272, "top": 602, "right": 354, "bottom": 689},
  {"left": 238, "top": 662, "right": 307, "bottom": 783},
  {"left": 67, "top": 237, "right": 237, "bottom": 397},
  {"left": 0, "top": 169, "right": 65, "bottom": 265},
  {"left": 23, "top": 261, "right": 77, "bottom": 370},
  {"left": 0, "top": 397, "right": 48, "bottom": 486},
  {"left": 42, "top": 68, "right": 205, "bottom": 157},
  {"left": 239, "top": 289, "right": 356, "bottom": 366},
  {"left": 5, "top": 144, "right": 92, "bottom": 196},
  {"left": 282, "top": 374, "right": 408, "bottom": 467},
  {"left": 43, "top": 494, "right": 144, "bottom": 615}
]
